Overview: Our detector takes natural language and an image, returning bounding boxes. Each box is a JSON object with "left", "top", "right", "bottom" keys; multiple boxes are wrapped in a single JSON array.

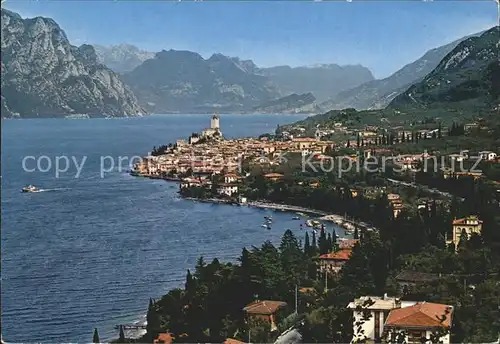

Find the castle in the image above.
[
  {"left": 201, "top": 114, "right": 221, "bottom": 137},
  {"left": 190, "top": 114, "right": 222, "bottom": 144}
]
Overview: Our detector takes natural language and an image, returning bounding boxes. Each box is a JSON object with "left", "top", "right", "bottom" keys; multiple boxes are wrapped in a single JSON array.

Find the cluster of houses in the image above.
[
  {"left": 150, "top": 214, "right": 482, "bottom": 344},
  {"left": 133, "top": 116, "right": 498, "bottom": 193},
  {"left": 317, "top": 215, "right": 483, "bottom": 279},
  {"left": 137, "top": 116, "right": 495, "bottom": 344},
  {"left": 133, "top": 115, "right": 336, "bottom": 180}
]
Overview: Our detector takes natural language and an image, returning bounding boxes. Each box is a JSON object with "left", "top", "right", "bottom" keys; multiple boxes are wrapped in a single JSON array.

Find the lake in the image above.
[{"left": 1, "top": 114, "right": 344, "bottom": 342}]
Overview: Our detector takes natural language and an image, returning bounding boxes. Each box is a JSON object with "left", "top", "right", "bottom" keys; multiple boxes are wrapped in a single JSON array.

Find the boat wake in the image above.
[{"left": 36, "top": 188, "right": 70, "bottom": 193}]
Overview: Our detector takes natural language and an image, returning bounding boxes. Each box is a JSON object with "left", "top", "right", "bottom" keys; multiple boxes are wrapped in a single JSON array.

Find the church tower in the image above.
[{"left": 211, "top": 114, "right": 220, "bottom": 130}]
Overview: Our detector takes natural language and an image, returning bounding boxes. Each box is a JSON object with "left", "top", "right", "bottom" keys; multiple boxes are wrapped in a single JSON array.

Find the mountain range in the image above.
[
  {"left": 389, "top": 26, "right": 500, "bottom": 111},
  {"left": 95, "top": 46, "right": 375, "bottom": 105},
  {"left": 94, "top": 44, "right": 155, "bottom": 74},
  {"left": 281, "top": 26, "right": 499, "bottom": 131},
  {"left": 121, "top": 50, "right": 282, "bottom": 113},
  {"left": 100, "top": 49, "right": 374, "bottom": 113},
  {"left": 2, "top": 8, "right": 496, "bottom": 118},
  {"left": 1, "top": 9, "right": 144, "bottom": 118},
  {"left": 258, "top": 64, "right": 375, "bottom": 102},
  {"left": 93, "top": 33, "right": 490, "bottom": 113},
  {"left": 321, "top": 33, "right": 484, "bottom": 111}
]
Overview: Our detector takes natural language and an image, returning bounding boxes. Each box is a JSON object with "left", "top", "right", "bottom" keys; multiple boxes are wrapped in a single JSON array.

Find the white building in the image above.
[
  {"left": 217, "top": 184, "right": 238, "bottom": 197},
  {"left": 223, "top": 173, "right": 239, "bottom": 184},
  {"left": 201, "top": 115, "right": 222, "bottom": 138},
  {"left": 211, "top": 114, "right": 220, "bottom": 130},
  {"left": 347, "top": 295, "right": 453, "bottom": 344},
  {"left": 347, "top": 295, "right": 403, "bottom": 342},
  {"left": 189, "top": 135, "right": 201, "bottom": 145},
  {"left": 384, "top": 302, "right": 453, "bottom": 344}
]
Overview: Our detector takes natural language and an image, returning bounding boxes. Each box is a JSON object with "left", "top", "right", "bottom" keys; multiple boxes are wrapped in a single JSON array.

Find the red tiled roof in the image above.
[
  {"left": 243, "top": 300, "right": 287, "bottom": 315},
  {"left": 224, "top": 338, "right": 246, "bottom": 344},
  {"left": 293, "top": 138, "right": 317, "bottom": 142},
  {"left": 263, "top": 173, "right": 284, "bottom": 178},
  {"left": 452, "top": 216, "right": 482, "bottom": 225},
  {"left": 318, "top": 249, "right": 352, "bottom": 261},
  {"left": 385, "top": 302, "right": 453, "bottom": 328},
  {"left": 154, "top": 333, "right": 174, "bottom": 344}
]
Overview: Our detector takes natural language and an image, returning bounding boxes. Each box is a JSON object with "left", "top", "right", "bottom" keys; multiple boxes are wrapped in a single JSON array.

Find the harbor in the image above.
[{"left": 181, "top": 195, "right": 374, "bottom": 234}]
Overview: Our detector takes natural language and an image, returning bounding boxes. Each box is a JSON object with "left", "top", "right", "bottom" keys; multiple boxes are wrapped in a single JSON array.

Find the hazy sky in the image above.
[{"left": 4, "top": 0, "right": 498, "bottom": 78}]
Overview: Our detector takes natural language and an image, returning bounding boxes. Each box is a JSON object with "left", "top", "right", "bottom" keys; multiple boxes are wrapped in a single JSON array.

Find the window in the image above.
[{"left": 407, "top": 330, "right": 425, "bottom": 344}]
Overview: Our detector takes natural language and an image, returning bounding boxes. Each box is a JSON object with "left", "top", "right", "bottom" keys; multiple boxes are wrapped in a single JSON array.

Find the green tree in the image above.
[
  {"left": 318, "top": 228, "right": 330, "bottom": 255},
  {"left": 185, "top": 269, "right": 195, "bottom": 293},
  {"left": 146, "top": 298, "right": 161, "bottom": 341},
  {"left": 458, "top": 229, "right": 468, "bottom": 251},
  {"left": 118, "top": 325, "right": 125, "bottom": 343},
  {"left": 280, "top": 230, "right": 304, "bottom": 289},
  {"left": 304, "top": 232, "right": 312, "bottom": 256},
  {"left": 93, "top": 328, "right": 100, "bottom": 343}
]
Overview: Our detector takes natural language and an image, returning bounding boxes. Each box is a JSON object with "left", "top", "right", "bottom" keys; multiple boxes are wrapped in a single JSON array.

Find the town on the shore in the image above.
[
  {"left": 107, "top": 114, "right": 500, "bottom": 344},
  {"left": 132, "top": 114, "right": 498, "bottom": 220}
]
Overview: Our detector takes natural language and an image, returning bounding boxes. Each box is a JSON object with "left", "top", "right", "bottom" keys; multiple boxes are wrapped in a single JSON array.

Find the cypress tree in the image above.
[
  {"left": 93, "top": 328, "right": 100, "bottom": 343},
  {"left": 280, "top": 230, "right": 304, "bottom": 286},
  {"left": 119, "top": 325, "right": 125, "bottom": 343},
  {"left": 318, "top": 228, "right": 329, "bottom": 254},
  {"left": 185, "top": 269, "right": 196, "bottom": 297},
  {"left": 458, "top": 229, "right": 468, "bottom": 250},
  {"left": 146, "top": 298, "right": 160, "bottom": 341},
  {"left": 327, "top": 233, "right": 332, "bottom": 251},
  {"left": 357, "top": 134, "right": 361, "bottom": 147},
  {"left": 347, "top": 139, "right": 351, "bottom": 148},
  {"left": 312, "top": 230, "right": 317, "bottom": 249},
  {"left": 304, "top": 232, "right": 311, "bottom": 256},
  {"left": 354, "top": 227, "right": 359, "bottom": 240},
  {"left": 332, "top": 229, "right": 337, "bottom": 250}
]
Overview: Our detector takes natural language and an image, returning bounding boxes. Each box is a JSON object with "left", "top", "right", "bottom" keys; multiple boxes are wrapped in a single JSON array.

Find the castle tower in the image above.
[{"left": 211, "top": 114, "right": 220, "bottom": 130}]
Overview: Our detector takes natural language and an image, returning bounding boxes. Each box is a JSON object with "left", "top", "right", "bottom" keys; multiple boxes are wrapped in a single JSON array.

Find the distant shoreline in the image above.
[{"left": 1, "top": 112, "right": 314, "bottom": 120}]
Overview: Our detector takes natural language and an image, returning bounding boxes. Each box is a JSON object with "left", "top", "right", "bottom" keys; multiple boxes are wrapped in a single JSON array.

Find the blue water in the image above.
[{"left": 1, "top": 114, "right": 343, "bottom": 343}]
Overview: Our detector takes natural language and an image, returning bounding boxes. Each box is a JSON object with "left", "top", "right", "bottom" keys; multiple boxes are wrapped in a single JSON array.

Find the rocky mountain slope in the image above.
[
  {"left": 389, "top": 26, "right": 499, "bottom": 110},
  {"left": 253, "top": 93, "right": 319, "bottom": 113},
  {"left": 93, "top": 43, "right": 376, "bottom": 113},
  {"left": 259, "top": 64, "right": 374, "bottom": 102},
  {"left": 1, "top": 9, "right": 145, "bottom": 118},
  {"left": 94, "top": 44, "right": 155, "bottom": 73},
  {"left": 122, "top": 50, "right": 281, "bottom": 113},
  {"left": 324, "top": 33, "right": 481, "bottom": 110}
]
